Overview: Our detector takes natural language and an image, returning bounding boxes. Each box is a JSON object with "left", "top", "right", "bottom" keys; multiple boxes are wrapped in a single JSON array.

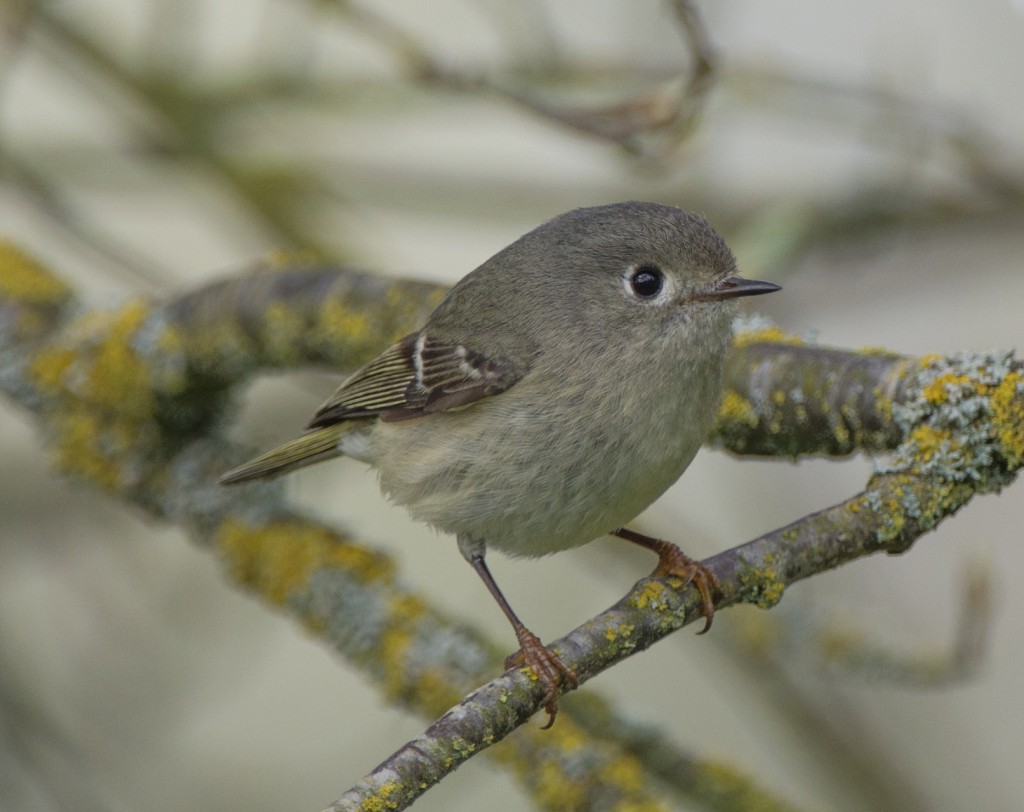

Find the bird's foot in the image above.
[
  {"left": 613, "top": 528, "right": 720, "bottom": 633},
  {"left": 650, "top": 543, "right": 719, "bottom": 633},
  {"left": 504, "top": 629, "right": 578, "bottom": 729}
]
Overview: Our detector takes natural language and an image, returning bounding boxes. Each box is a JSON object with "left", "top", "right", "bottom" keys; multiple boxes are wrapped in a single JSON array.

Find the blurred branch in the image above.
[
  {"left": 21, "top": 4, "right": 340, "bottom": 256},
  {"left": 2, "top": 152, "right": 168, "bottom": 284},
  {"left": 328, "top": 0, "right": 719, "bottom": 153},
  {"left": 730, "top": 64, "right": 1024, "bottom": 203},
  {"left": 2, "top": 251, "right": 1020, "bottom": 809},
  {"left": 333, "top": 451, "right": 1017, "bottom": 809},
  {"left": 0, "top": 249, "right": 805, "bottom": 811},
  {"left": 815, "top": 561, "right": 993, "bottom": 686},
  {"left": 561, "top": 692, "right": 804, "bottom": 812},
  {"left": 710, "top": 562, "right": 995, "bottom": 812},
  {"left": 3, "top": 0, "right": 1024, "bottom": 290}
]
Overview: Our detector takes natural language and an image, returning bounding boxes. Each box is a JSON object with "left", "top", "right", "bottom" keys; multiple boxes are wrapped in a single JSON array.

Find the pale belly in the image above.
[{"left": 365, "top": 365, "right": 720, "bottom": 558}]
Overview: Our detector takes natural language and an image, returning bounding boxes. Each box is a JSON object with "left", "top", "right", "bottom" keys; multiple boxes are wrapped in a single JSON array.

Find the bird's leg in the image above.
[
  {"left": 457, "top": 536, "right": 578, "bottom": 727},
  {"left": 612, "top": 527, "right": 719, "bottom": 633}
]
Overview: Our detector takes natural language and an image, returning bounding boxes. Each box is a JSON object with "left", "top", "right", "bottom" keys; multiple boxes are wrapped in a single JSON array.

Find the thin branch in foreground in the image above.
[{"left": 323, "top": 476, "right": 958, "bottom": 809}]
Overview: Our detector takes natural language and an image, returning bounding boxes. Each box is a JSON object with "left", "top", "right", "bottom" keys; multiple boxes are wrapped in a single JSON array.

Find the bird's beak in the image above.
[{"left": 692, "top": 275, "right": 781, "bottom": 302}]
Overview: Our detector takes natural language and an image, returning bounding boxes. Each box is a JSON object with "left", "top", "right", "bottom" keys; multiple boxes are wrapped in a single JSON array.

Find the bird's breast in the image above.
[{"left": 369, "top": 341, "right": 725, "bottom": 558}]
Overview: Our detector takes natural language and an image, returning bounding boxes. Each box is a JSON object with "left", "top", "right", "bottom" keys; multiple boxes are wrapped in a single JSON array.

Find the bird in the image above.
[{"left": 220, "top": 201, "right": 780, "bottom": 724}]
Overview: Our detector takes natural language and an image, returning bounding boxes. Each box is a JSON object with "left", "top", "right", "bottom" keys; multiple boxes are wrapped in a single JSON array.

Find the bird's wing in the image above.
[
  {"left": 306, "top": 330, "right": 533, "bottom": 427},
  {"left": 219, "top": 330, "right": 534, "bottom": 485}
]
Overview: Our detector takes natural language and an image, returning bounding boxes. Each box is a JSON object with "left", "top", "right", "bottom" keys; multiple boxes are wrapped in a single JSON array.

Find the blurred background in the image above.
[{"left": 1, "top": 1, "right": 1023, "bottom": 810}]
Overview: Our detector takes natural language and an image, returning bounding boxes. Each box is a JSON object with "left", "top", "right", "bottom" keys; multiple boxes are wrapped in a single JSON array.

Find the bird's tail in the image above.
[{"left": 219, "top": 424, "right": 351, "bottom": 484}]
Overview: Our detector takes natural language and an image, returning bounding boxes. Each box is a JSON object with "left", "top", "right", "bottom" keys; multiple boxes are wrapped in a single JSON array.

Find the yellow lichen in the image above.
[
  {"left": 603, "top": 622, "right": 636, "bottom": 647},
  {"left": 832, "top": 420, "right": 850, "bottom": 447},
  {"left": 262, "top": 301, "right": 309, "bottom": 362},
  {"left": 732, "top": 325, "right": 804, "bottom": 349},
  {"left": 380, "top": 626, "right": 415, "bottom": 697},
  {"left": 30, "top": 300, "right": 156, "bottom": 415},
  {"left": 534, "top": 763, "right": 584, "bottom": 809},
  {"left": 182, "top": 319, "right": 254, "bottom": 368},
  {"left": 716, "top": 389, "right": 759, "bottom": 428},
  {"left": 909, "top": 425, "right": 953, "bottom": 464},
  {"left": 739, "top": 557, "right": 786, "bottom": 609},
  {"left": 874, "top": 491, "right": 906, "bottom": 542},
  {"left": 921, "top": 372, "right": 975, "bottom": 405},
  {"left": 215, "top": 518, "right": 393, "bottom": 605},
  {"left": 52, "top": 411, "right": 129, "bottom": 490},
  {"left": 548, "top": 722, "right": 588, "bottom": 752},
  {"left": 692, "top": 759, "right": 778, "bottom": 809},
  {"left": 990, "top": 371, "right": 1024, "bottom": 467},
  {"left": 491, "top": 717, "right": 668, "bottom": 807},
  {"left": 85, "top": 301, "right": 154, "bottom": 415},
  {"left": 0, "top": 242, "right": 72, "bottom": 304},
  {"left": 756, "top": 571, "right": 785, "bottom": 608},
  {"left": 360, "top": 780, "right": 403, "bottom": 812},
  {"left": 318, "top": 295, "right": 373, "bottom": 345},
  {"left": 629, "top": 580, "right": 671, "bottom": 611},
  {"left": 29, "top": 347, "right": 77, "bottom": 393},
  {"left": 602, "top": 755, "right": 646, "bottom": 794},
  {"left": 409, "top": 667, "right": 462, "bottom": 715},
  {"left": 874, "top": 386, "right": 894, "bottom": 424},
  {"left": 389, "top": 593, "right": 428, "bottom": 623}
]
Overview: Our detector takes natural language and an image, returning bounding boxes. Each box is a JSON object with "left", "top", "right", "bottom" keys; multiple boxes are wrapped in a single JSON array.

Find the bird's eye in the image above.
[{"left": 628, "top": 264, "right": 664, "bottom": 299}]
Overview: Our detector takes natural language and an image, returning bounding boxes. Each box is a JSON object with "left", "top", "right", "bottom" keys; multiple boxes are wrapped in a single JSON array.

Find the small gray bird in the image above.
[{"left": 221, "top": 201, "right": 779, "bottom": 724}]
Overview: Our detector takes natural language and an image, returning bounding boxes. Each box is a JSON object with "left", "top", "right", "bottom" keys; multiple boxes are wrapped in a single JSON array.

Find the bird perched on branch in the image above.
[{"left": 221, "top": 201, "right": 780, "bottom": 724}]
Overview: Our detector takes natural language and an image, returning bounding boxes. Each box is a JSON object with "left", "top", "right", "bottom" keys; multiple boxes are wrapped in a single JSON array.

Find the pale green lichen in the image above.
[
  {"left": 875, "top": 351, "right": 1021, "bottom": 493},
  {"left": 737, "top": 554, "right": 787, "bottom": 609}
]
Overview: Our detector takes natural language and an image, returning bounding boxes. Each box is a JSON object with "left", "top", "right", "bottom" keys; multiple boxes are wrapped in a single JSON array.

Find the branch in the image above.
[
  {"left": 1, "top": 250, "right": 1020, "bottom": 810},
  {"left": 0, "top": 251, "right": 800, "bottom": 809},
  {"left": 309, "top": 0, "right": 720, "bottom": 155},
  {"left": 327, "top": 468, "right": 1006, "bottom": 809}
]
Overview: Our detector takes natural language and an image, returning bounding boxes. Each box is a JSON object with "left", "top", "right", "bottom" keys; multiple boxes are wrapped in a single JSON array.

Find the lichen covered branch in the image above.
[{"left": 1, "top": 248, "right": 1020, "bottom": 811}]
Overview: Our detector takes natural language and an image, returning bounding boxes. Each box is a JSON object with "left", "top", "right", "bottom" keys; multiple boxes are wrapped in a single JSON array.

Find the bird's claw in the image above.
[
  {"left": 653, "top": 546, "right": 720, "bottom": 633},
  {"left": 505, "top": 629, "right": 578, "bottom": 728}
]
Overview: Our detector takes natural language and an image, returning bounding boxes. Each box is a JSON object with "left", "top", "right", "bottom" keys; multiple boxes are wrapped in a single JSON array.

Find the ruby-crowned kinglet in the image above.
[{"left": 221, "top": 201, "right": 779, "bottom": 723}]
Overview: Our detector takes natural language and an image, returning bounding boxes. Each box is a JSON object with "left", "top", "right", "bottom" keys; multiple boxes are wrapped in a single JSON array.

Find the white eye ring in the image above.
[{"left": 622, "top": 263, "right": 674, "bottom": 304}]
